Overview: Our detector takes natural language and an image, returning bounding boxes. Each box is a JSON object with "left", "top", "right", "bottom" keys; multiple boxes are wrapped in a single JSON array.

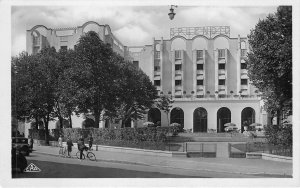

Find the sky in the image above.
[{"left": 11, "top": 5, "right": 278, "bottom": 56}]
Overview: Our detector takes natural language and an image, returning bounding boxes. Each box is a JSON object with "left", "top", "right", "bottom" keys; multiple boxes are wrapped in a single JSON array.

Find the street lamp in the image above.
[{"left": 168, "top": 5, "right": 178, "bottom": 20}]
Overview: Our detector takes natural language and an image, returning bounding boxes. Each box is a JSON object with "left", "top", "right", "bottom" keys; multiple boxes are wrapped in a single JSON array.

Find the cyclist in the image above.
[
  {"left": 88, "top": 135, "right": 93, "bottom": 150},
  {"left": 66, "top": 136, "right": 73, "bottom": 158},
  {"left": 77, "top": 135, "right": 87, "bottom": 160}
]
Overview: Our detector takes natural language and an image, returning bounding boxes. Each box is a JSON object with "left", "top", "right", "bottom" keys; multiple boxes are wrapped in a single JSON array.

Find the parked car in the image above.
[
  {"left": 12, "top": 137, "right": 30, "bottom": 156},
  {"left": 12, "top": 148, "right": 27, "bottom": 173}
]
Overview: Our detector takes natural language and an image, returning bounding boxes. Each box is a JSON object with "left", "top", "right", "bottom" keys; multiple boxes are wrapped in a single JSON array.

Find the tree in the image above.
[
  {"left": 12, "top": 47, "right": 61, "bottom": 144},
  {"left": 247, "top": 6, "right": 292, "bottom": 125},
  {"left": 69, "top": 31, "right": 122, "bottom": 128},
  {"left": 156, "top": 94, "right": 174, "bottom": 126},
  {"left": 56, "top": 49, "right": 78, "bottom": 128},
  {"left": 107, "top": 61, "right": 158, "bottom": 127}
]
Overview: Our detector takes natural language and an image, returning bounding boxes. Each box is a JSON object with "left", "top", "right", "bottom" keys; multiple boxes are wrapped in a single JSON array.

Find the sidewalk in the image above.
[{"left": 32, "top": 144, "right": 292, "bottom": 177}]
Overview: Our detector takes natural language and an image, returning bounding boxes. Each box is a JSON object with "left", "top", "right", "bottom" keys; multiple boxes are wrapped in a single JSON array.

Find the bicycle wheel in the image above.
[
  {"left": 76, "top": 151, "right": 85, "bottom": 160},
  {"left": 87, "top": 152, "right": 96, "bottom": 161},
  {"left": 58, "top": 148, "right": 63, "bottom": 156},
  {"left": 63, "top": 148, "right": 67, "bottom": 157}
]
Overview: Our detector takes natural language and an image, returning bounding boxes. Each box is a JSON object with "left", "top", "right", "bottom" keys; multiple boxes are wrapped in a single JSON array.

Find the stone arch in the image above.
[
  {"left": 193, "top": 107, "right": 207, "bottom": 132},
  {"left": 170, "top": 107, "right": 184, "bottom": 128},
  {"left": 148, "top": 108, "right": 161, "bottom": 126},
  {"left": 217, "top": 107, "right": 231, "bottom": 132},
  {"left": 82, "top": 21, "right": 102, "bottom": 30},
  {"left": 82, "top": 21, "right": 104, "bottom": 41},
  {"left": 82, "top": 118, "right": 95, "bottom": 128},
  {"left": 171, "top": 37, "right": 186, "bottom": 51},
  {"left": 241, "top": 107, "right": 255, "bottom": 132},
  {"left": 192, "top": 37, "right": 207, "bottom": 50},
  {"left": 214, "top": 36, "right": 229, "bottom": 50}
]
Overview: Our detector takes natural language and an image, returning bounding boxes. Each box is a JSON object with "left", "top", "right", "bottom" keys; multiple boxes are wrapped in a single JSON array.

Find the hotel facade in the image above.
[{"left": 26, "top": 21, "right": 268, "bottom": 133}]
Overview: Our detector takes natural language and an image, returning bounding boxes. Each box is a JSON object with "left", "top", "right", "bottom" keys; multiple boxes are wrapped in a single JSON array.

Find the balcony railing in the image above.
[
  {"left": 168, "top": 94, "right": 260, "bottom": 101},
  {"left": 33, "top": 37, "right": 40, "bottom": 46},
  {"left": 241, "top": 49, "right": 247, "bottom": 57},
  {"left": 155, "top": 51, "right": 160, "bottom": 59},
  {"left": 175, "top": 50, "right": 182, "bottom": 60}
]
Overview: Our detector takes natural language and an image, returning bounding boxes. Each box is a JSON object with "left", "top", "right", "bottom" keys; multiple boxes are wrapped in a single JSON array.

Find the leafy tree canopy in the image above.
[{"left": 247, "top": 6, "right": 292, "bottom": 123}]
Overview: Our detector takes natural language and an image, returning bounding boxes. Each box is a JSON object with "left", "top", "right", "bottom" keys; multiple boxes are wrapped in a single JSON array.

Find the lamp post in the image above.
[{"left": 168, "top": 5, "right": 178, "bottom": 20}]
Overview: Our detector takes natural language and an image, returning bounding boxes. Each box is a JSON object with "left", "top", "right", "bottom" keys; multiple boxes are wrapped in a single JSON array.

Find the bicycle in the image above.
[
  {"left": 76, "top": 148, "right": 96, "bottom": 161},
  {"left": 58, "top": 146, "right": 67, "bottom": 157}
]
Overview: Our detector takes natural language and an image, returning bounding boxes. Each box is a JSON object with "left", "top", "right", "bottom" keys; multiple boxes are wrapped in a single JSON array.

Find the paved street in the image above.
[
  {"left": 12, "top": 158, "right": 198, "bottom": 178},
  {"left": 11, "top": 144, "right": 293, "bottom": 178}
]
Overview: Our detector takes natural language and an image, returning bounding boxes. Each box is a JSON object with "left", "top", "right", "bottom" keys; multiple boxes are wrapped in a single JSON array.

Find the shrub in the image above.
[
  {"left": 264, "top": 124, "right": 292, "bottom": 147},
  {"left": 61, "top": 126, "right": 175, "bottom": 144}
]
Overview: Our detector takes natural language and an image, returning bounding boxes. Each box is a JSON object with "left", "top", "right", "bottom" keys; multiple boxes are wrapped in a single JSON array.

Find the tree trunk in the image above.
[
  {"left": 43, "top": 114, "right": 50, "bottom": 145},
  {"left": 94, "top": 111, "right": 100, "bottom": 128},
  {"left": 276, "top": 109, "right": 281, "bottom": 126},
  {"left": 68, "top": 113, "right": 72, "bottom": 128},
  {"left": 166, "top": 112, "right": 169, "bottom": 126},
  {"left": 35, "top": 116, "right": 39, "bottom": 130},
  {"left": 55, "top": 101, "right": 64, "bottom": 129}
]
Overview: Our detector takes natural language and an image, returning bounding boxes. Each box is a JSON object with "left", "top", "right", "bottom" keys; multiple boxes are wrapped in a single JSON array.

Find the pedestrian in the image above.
[
  {"left": 66, "top": 136, "right": 73, "bottom": 158},
  {"left": 58, "top": 135, "right": 63, "bottom": 148},
  {"left": 77, "top": 135, "right": 86, "bottom": 160},
  {"left": 88, "top": 134, "right": 93, "bottom": 150},
  {"left": 29, "top": 136, "right": 33, "bottom": 151}
]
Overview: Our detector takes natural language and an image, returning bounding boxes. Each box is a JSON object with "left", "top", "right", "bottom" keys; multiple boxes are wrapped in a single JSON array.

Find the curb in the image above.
[
  {"left": 34, "top": 151, "right": 291, "bottom": 177},
  {"left": 35, "top": 151, "right": 151, "bottom": 167}
]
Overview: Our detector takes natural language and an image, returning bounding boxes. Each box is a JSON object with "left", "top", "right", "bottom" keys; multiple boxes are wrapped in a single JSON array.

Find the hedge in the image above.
[
  {"left": 28, "top": 126, "right": 177, "bottom": 144},
  {"left": 264, "top": 124, "right": 292, "bottom": 147}
]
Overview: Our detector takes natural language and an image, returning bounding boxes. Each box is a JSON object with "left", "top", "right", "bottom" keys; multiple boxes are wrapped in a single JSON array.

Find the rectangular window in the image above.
[
  {"left": 197, "top": 64, "right": 203, "bottom": 70},
  {"left": 60, "top": 46, "right": 67, "bottom": 51},
  {"left": 60, "top": 36, "right": 68, "bottom": 42},
  {"left": 197, "top": 80, "right": 204, "bottom": 85},
  {"left": 175, "top": 80, "right": 182, "bottom": 86},
  {"left": 33, "top": 37, "right": 40, "bottom": 46},
  {"left": 241, "top": 63, "right": 247, "bottom": 69},
  {"left": 175, "top": 64, "right": 182, "bottom": 71},
  {"left": 196, "top": 50, "right": 203, "bottom": 59},
  {"left": 175, "top": 50, "right": 182, "bottom": 59},
  {"left": 218, "top": 49, "right": 225, "bottom": 58},
  {"left": 155, "top": 51, "right": 160, "bottom": 59},
  {"left": 33, "top": 47, "right": 39, "bottom": 54},
  {"left": 218, "top": 64, "right": 225, "bottom": 70},
  {"left": 133, "top": 61, "right": 139, "bottom": 68},
  {"left": 219, "top": 79, "right": 225, "bottom": 85},
  {"left": 154, "top": 66, "right": 160, "bottom": 71},
  {"left": 241, "top": 79, "right": 248, "bottom": 85},
  {"left": 154, "top": 80, "right": 161, "bottom": 86},
  {"left": 241, "top": 49, "right": 247, "bottom": 57}
]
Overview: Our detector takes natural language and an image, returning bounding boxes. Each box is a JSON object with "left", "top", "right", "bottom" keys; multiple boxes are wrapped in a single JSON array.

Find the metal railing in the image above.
[
  {"left": 229, "top": 142, "right": 292, "bottom": 158},
  {"left": 166, "top": 142, "right": 217, "bottom": 158}
]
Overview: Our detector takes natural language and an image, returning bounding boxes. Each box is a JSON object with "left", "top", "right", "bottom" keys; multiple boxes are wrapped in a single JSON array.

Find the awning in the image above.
[
  {"left": 241, "top": 90, "right": 248, "bottom": 95},
  {"left": 218, "top": 90, "right": 226, "bottom": 95},
  {"left": 197, "top": 75, "right": 204, "bottom": 80},
  {"left": 153, "top": 76, "right": 161, "bottom": 80},
  {"left": 218, "top": 59, "right": 226, "bottom": 64},
  {"left": 175, "top": 75, "right": 182, "bottom": 80},
  {"left": 175, "top": 60, "right": 182, "bottom": 64},
  {"left": 196, "top": 60, "right": 204, "bottom": 64},
  {"left": 241, "top": 74, "right": 248, "bottom": 79},
  {"left": 219, "top": 75, "right": 226, "bottom": 79}
]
